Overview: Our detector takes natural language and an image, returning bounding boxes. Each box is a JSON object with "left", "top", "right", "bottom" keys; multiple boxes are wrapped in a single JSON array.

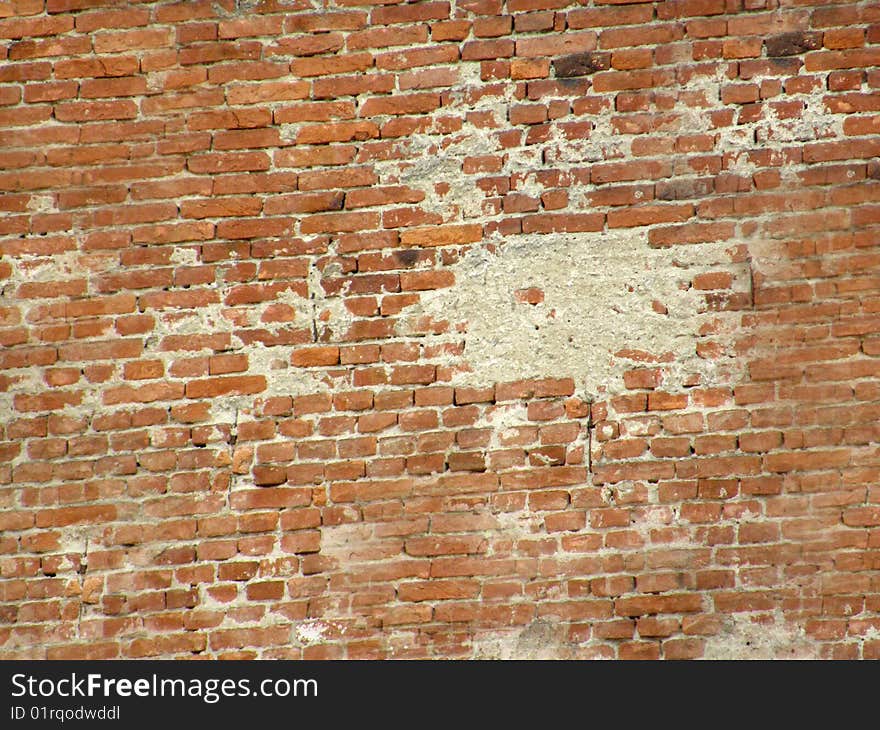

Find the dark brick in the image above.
[
  {"left": 553, "top": 52, "right": 611, "bottom": 78},
  {"left": 764, "top": 32, "right": 823, "bottom": 57}
]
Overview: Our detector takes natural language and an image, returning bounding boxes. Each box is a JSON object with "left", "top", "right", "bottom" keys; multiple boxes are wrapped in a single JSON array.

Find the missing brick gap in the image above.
[
  {"left": 78, "top": 537, "right": 88, "bottom": 578},
  {"left": 226, "top": 407, "right": 240, "bottom": 500},
  {"left": 228, "top": 407, "right": 239, "bottom": 449},
  {"left": 585, "top": 397, "right": 594, "bottom": 478},
  {"left": 746, "top": 253, "right": 757, "bottom": 309},
  {"left": 308, "top": 258, "right": 320, "bottom": 343},
  {"left": 76, "top": 537, "right": 89, "bottom": 637}
]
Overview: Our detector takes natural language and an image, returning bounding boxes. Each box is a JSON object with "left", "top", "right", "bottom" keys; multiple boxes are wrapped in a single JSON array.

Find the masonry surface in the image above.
[{"left": 0, "top": 0, "right": 878, "bottom": 660}]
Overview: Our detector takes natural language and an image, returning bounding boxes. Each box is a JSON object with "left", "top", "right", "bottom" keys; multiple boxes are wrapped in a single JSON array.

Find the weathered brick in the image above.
[
  {"left": 765, "top": 31, "right": 823, "bottom": 57},
  {"left": 552, "top": 52, "right": 611, "bottom": 77},
  {"left": 0, "top": 0, "right": 874, "bottom": 662}
]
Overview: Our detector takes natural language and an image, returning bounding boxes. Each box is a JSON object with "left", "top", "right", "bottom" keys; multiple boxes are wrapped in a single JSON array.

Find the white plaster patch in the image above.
[
  {"left": 169, "top": 246, "right": 200, "bottom": 266},
  {"left": 702, "top": 610, "right": 819, "bottom": 659},
  {"left": 294, "top": 620, "right": 332, "bottom": 645},
  {"left": 26, "top": 194, "right": 55, "bottom": 213},
  {"left": 401, "top": 230, "right": 747, "bottom": 398},
  {"left": 471, "top": 620, "right": 577, "bottom": 659},
  {"left": 319, "top": 523, "right": 374, "bottom": 562}
]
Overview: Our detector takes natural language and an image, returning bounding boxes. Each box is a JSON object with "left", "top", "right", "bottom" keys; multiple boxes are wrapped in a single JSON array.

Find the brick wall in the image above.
[{"left": 1, "top": 0, "right": 879, "bottom": 659}]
